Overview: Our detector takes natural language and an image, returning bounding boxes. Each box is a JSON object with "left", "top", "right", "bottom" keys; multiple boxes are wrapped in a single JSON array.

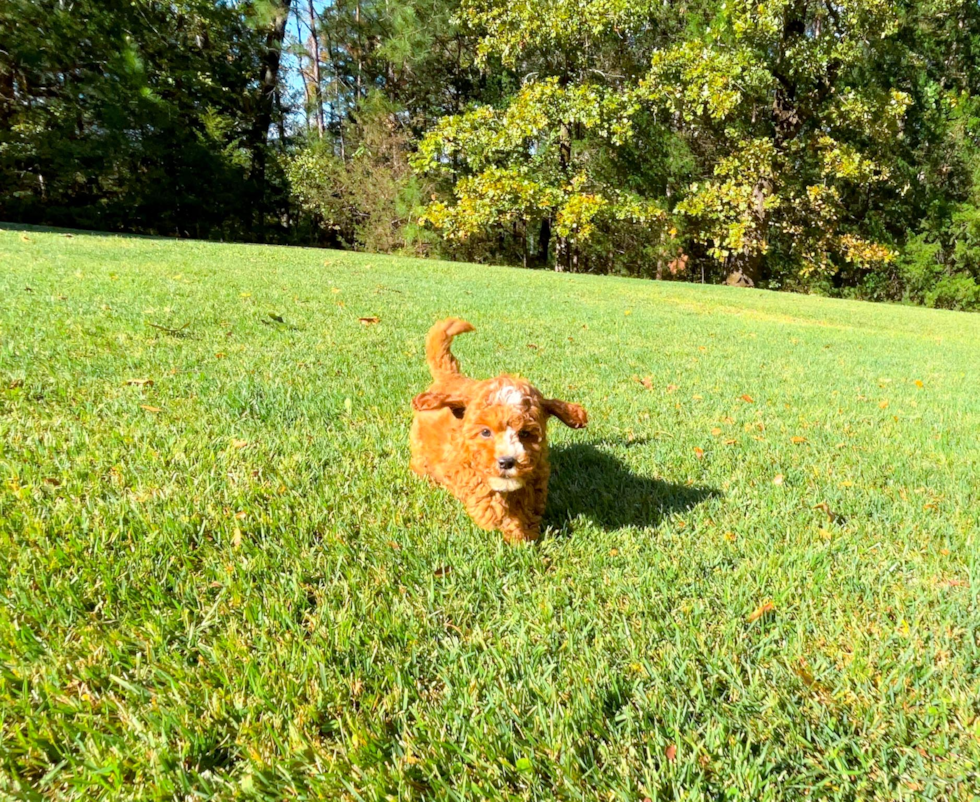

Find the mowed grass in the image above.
[{"left": 1, "top": 226, "right": 979, "bottom": 801}]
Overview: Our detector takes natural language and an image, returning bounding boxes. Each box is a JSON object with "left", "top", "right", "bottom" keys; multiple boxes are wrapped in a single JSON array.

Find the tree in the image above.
[
  {"left": 411, "top": 0, "right": 679, "bottom": 271},
  {"left": 0, "top": 0, "right": 274, "bottom": 238},
  {"left": 640, "top": 0, "right": 911, "bottom": 286}
]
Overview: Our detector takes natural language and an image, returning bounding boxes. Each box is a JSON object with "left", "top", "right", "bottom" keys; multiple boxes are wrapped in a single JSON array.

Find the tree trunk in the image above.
[
  {"left": 555, "top": 120, "right": 572, "bottom": 272},
  {"left": 306, "top": 0, "right": 325, "bottom": 137},
  {"left": 725, "top": 0, "right": 806, "bottom": 287},
  {"left": 538, "top": 216, "right": 551, "bottom": 266},
  {"left": 248, "top": 0, "right": 292, "bottom": 238}
]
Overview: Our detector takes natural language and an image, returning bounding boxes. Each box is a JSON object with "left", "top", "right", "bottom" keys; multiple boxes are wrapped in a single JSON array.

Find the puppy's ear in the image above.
[
  {"left": 413, "top": 390, "right": 468, "bottom": 417},
  {"left": 544, "top": 398, "right": 588, "bottom": 429}
]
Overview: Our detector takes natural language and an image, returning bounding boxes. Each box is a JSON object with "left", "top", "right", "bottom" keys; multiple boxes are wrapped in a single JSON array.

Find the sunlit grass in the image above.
[{"left": 2, "top": 226, "right": 979, "bottom": 800}]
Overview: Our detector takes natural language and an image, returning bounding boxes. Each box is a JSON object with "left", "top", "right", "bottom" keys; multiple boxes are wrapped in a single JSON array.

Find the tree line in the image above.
[{"left": 3, "top": 0, "right": 980, "bottom": 308}]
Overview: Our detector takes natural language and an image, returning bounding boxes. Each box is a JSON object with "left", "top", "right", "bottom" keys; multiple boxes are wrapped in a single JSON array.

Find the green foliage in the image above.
[
  {"left": 4, "top": 228, "right": 980, "bottom": 797},
  {"left": 0, "top": 0, "right": 292, "bottom": 239},
  {"left": 891, "top": 205, "right": 980, "bottom": 309},
  {"left": 286, "top": 103, "right": 435, "bottom": 253}
]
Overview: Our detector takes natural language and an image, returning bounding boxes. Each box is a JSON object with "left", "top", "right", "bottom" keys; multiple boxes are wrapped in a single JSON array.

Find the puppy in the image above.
[{"left": 410, "top": 318, "right": 587, "bottom": 542}]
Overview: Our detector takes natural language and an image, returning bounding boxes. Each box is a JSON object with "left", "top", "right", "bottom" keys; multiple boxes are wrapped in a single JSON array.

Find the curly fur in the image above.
[{"left": 410, "top": 318, "right": 588, "bottom": 543}]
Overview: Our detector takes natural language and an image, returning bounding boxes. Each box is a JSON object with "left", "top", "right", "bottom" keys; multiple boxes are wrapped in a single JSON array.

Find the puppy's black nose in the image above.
[{"left": 497, "top": 456, "right": 516, "bottom": 471}]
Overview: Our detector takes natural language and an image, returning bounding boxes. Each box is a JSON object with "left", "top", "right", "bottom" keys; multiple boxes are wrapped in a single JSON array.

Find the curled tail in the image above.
[{"left": 425, "top": 318, "right": 475, "bottom": 380}]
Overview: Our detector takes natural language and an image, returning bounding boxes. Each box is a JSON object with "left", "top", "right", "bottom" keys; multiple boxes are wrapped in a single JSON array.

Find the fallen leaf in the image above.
[
  {"left": 741, "top": 394, "right": 754, "bottom": 403},
  {"left": 773, "top": 474, "right": 784, "bottom": 485},
  {"left": 665, "top": 744, "right": 677, "bottom": 762},
  {"left": 388, "top": 540, "right": 401, "bottom": 550},
  {"left": 434, "top": 565, "right": 452, "bottom": 577},
  {"left": 231, "top": 439, "right": 248, "bottom": 449},
  {"left": 666, "top": 384, "right": 679, "bottom": 393},
  {"left": 140, "top": 405, "right": 161, "bottom": 413},
  {"left": 914, "top": 380, "right": 923, "bottom": 388},
  {"left": 526, "top": 343, "right": 539, "bottom": 350},
  {"left": 640, "top": 376, "right": 653, "bottom": 390},
  {"left": 694, "top": 447, "right": 705, "bottom": 460},
  {"left": 791, "top": 436, "right": 808, "bottom": 444},
  {"left": 331, "top": 287, "right": 341, "bottom": 293},
  {"left": 358, "top": 316, "right": 380, "bottom": 325},
  {"left": 240, "top": 292, "right": 251, "bottom": 298},
  {"left": 609, "top": 548, "right": 620, "bottom": 556},
  {"left": 43, "top": 477, "right": 61, "bottom": 487},
  {"left": 711, "top": 427, "right": 722, "bottom": 436},
  {"left": 232, "top": 528, "right": 243, "bottom": 548},
  {"left": 125, "top": 378, "right": 153, "bottom": 387},
  {"left": 879, "top": 400, "right": 889, "bottom": 409},
  {"left": 215, "top": 352, "right": 226, "bottom": 359},
  {"left": 724, "top": 438, "right": 737, "bottom": 445},
  {"left": 813, "top": 502, "right": 845, "bottom": 524},
  {"left": 20, "top": 234, "right": 30, "bottom": 242},
  {"left": 747, "top": 600, "right": 775, "bottom": 623}
]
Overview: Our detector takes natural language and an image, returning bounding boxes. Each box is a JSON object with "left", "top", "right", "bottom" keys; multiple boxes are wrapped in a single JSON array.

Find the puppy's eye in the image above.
[
  {"left": 480, "top": 428, "right": 492, "bottom": 438},
  {"left": 518, "top": 429, "right": 534, "bottom": 440}
]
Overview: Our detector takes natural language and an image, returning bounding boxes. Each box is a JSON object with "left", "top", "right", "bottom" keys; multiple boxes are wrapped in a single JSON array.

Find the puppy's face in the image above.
[
  {"left": 414, "top": 378, "right": 588, "bottom": 493},
  {"left": 464, "top": 381, "right": 546, "bottom": 492}
]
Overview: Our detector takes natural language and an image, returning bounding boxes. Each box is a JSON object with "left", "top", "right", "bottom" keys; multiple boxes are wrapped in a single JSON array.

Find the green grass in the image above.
[{"left": 1, "top": 226, "right": 979, "bottom": 801}]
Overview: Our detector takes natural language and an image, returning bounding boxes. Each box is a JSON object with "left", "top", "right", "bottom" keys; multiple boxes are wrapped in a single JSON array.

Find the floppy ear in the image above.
[
  {"left": 412, "top": 390, "right": 468, "bottom": 417},
  {"left": 544, "top": 398, "right": 588, "bottom": 429}
]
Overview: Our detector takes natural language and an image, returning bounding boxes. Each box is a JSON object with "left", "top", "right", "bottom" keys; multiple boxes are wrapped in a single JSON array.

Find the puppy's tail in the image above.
[{"left": 425, "top": 318, "right": 475, "bottom": 380}]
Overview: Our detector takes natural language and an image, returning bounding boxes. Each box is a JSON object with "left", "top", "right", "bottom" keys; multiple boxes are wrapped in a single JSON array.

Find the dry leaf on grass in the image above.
[
  {"left": 140, "top": 405, "right": 161, "bottom": 413},
  {"left": 125, "top": 378, "right": 154, "bottom": 387},
  {"left": 741, "top": 394, "right": 754, "bottom": 403},
  {"left": 231, "top": 439, "right": 248, "bottom": 449},
  {"left": 773, "top": 474, "right": 784, "bottom": 485},
  {"left": 747, "top": 600, "right": 775, "bottom": 623},
  {"left": 433, "top": 566, "right": 452, "bottom": 577},
  {"left": 791, "top": 436, "right": 808, "bottom": 444},
  {"left": 694, "top": 447, "right": 705, "bottom": 460},
  {"left": 665, "top": 744, "right": 677, "bottom": 762},
  {"left": 813, "top": 502, "right": 844, "bottom": 524},
  {"left": 358, "top": 316, "right": 380, "bottom": 325}
]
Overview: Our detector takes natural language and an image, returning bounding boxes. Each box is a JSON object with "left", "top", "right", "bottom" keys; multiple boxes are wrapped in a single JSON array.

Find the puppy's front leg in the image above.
[{"left": 502, "top": 522, "right": 540, "bottom": 544}]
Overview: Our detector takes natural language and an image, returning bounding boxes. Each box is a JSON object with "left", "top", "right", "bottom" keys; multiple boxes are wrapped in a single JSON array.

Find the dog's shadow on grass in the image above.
[{"left": 545, "top": 442, "right": 720, "bottom": 534}]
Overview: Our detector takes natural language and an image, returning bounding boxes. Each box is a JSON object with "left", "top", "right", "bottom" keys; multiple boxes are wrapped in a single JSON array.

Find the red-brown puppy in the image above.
[{"left": 410, "top": 318, "right": 587, "bottom": 542}]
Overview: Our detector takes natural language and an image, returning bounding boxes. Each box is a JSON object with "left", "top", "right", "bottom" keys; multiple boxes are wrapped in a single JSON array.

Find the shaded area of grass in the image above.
[{"left": 1, "top": 227, "right": 979, "bottom": 800}]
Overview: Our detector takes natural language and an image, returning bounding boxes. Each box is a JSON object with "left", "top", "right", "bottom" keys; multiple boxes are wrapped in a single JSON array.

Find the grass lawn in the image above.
[{"left": 1, "top": 226, "right": 979, "bottom": 801}]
